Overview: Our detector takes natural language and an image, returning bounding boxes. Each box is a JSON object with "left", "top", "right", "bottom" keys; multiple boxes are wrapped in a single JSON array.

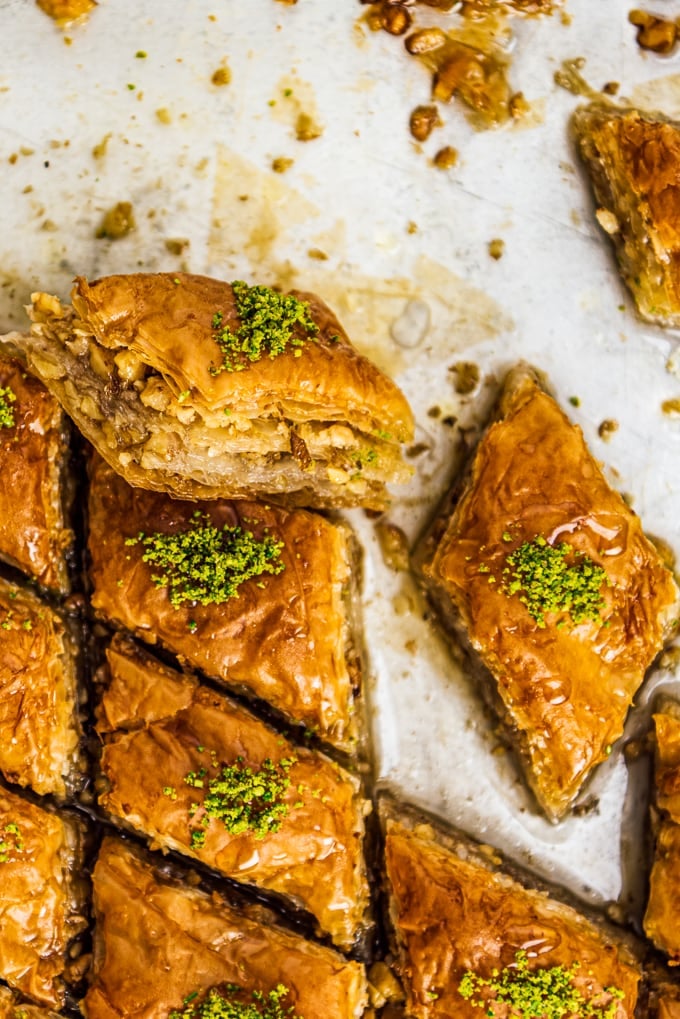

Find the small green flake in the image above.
[
  {"left": 184, "top": 754, "right": 296, "bottom": 843},
  {"left": 458, "top": 951, "right": 625, "bottom": 1019},
  {"left": 162, "top": 786, "right": 177, "bottom": 800},
  {"left": 127, "top": 83, "right": 136, "bottom": 91},
  {"left": 210, "top": 281, "right": 319, "bottom": 375},
  {"left": 169, "top": 984, "right": 302, "bottom": 1019},
  {"left": 178, "top": 390, "right": 191, "bottom": 403},
  {"left": 136, "top": 50, "right": 147, "bottom": 58},
  {"left": 568, "top": 395, "right": 580, "bottom": 408},
  {"left": 125, "top": 516, "right": 285, "bottom": 609},
  {"left": 0, "top": 822, "right": 24, "bottom": 863},
  {"left": 21, "top": 619, "right": 32, "bottom": 631},
  {"left": 0, "top": 386, "right": 16, "bottom": 429}
]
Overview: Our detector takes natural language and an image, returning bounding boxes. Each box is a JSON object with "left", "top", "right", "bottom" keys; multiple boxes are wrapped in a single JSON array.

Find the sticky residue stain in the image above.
[
  {"left": 209, "top": 148, "right": 513, "bottom": 377},
  {"left": 268, "top": 75, "right": 324, "bottom": 142},
  {"left": 631, "top": 74, "right": 680, "bottom": 120}
]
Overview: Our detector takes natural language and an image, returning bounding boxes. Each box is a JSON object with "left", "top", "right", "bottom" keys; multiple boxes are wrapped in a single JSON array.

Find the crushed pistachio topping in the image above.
[
  {"left": 185, "top": 755, "right": 296, "bottom": 845},
  {"left": 170, "top": 985, "right": 301, "bottom": 1019},
  {"left": 210, "top": 281, "right": 319, "bottom": 374},
  {"left": 0, "top": 386, "right": 16, "bottom": 429},
  {"left": 458, "top": 951, "right": 625, "bottom": 1019},
  {"left": 499, "top": 535, "right": 608, "bottom": 628},
  {"left": 0, "top": 822, "right": 24, "bottom": 863},
  {"left": 125, "top": 516, "right": 284, "bottom": 608}
]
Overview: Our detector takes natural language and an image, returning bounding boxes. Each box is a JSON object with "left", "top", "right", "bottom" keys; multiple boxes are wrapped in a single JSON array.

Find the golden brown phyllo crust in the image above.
[
  {"left": 85, "top": 837, "right": 367, "bottom": 1019},
  {"left": 87, "top": 454, "right": 360, "bottom": 752},
  {"left": 0, "top": 985, "right": 63, "bottom": 1019},
  {"left": 645, "top": 706, "right": 680, "bottom": 963},
  {"left": 382, "top": 808, "right": 641, "bottom": 1019},
  {"left": 95, "top": 635, "right": 371, "bottom": 950},
  {"left": 24, "top": 273, "right": 414, "bottom": 510},
  {"left": 0, "top": 351, "right": 71, "bottom": 592},
  {"left": 419, "top": 366, "right": 680, "bottom": 820},
  {"left": 573, "top": 103, "right": 680, "bottom": 327},
  {"left": 0, "top": 786, "right": 87, "bottom": 1008},
  {"left": 0, "top": 577, "right": 81, "bottom": 797}
]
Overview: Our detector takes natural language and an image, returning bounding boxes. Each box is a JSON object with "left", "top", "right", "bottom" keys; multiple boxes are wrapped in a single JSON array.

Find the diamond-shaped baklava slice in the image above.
[
  {"left": 0, "top": 786, "right": 87, "bottom": 1008},
  {"left": 84, "top": 837, "right": 367, "bottom": 1019},
  {"left": 381, "top": 801, "right": 641, "bottom": 1019},
  {"left": 418, "top": 365, "right": 679, "bottom": 820},
  {"left": 87, "top": 454, "right": 361, "bottom": 752},
  {"left": 573, "top": 103, "right": 680, "bottom": 327},
  {"left": 24, "top": 273, "right": 414, "bottom": 510},
  {"left": 95, "top": 634, "right": 371, "bottom": 951},
  {"left": 0, "top": 351, "right": 71, "bottom": 592},
  {"left": 644, "top": 703, "right": 680, "bottom": 963},
  {"left": 0, "top": 578, "right": 82, "bottom": 797}
]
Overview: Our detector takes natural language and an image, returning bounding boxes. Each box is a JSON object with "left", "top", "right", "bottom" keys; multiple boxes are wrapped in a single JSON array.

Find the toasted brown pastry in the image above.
[
  {"left": 95, "top": 634, "right": 371, "bottom": 950},
  {"left": 380, "top": 800, "right": 641, "bottom": 1019},
  {"left": 0, "top": 785, "right": 86, "bottom": 1008},
  {"left": 23, "top": 273, "right": 414, "bottom": 510},
  {"left": 0, "top": 350, "right": 71, "bottom": 592},
  {"left": 573, "top": 103, "right": 680, "bottom": 327},
  {"left": 644, "top": 704, "right": 680, "bottom": 963},
  {"left": 0, "top": 986, "right": 62, "bottom": 1019},
  {"left": 84, "top": 836, "right": 367, "bottom": 1019},
  {"left": 0, "top": 578, "right": 82, "bottom": 797},
  {"left": 417, "top": 365, "right": 680, "bottom": 820},
  {"left": 646, "top": 969, "right": 680, "bottom": 1019},
  {"left": 87, "top": 454, "right": 361, "bottom": 751}
]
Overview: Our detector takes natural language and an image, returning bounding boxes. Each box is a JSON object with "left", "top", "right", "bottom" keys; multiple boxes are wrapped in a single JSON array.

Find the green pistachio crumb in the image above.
[
  {"left": 568, "top": 395, "right": 580, "bottom": 408},
  {"left": 0, "top": 386, "right": 17, "bottom": 429},
  {"left": 21, "top": 619, "right": 32, "bottom": 631},
  {"left": 0, "top": 822, "right": 24, "bottom": 863},
  {"left": 136, "top": 50, "right": 147, "bottom": 58},
  {"left": 162, "top": 786, "right": 177, "bottom": 800},
  {"left": 210, "top": 281, "right": 319, "bottom": 375},
  {"left": 374, "top": 429, "right": 392, "bottom": 441},
  {"left": 169, "top": 984, "right": 302, "bottom": 1019},
  {"left": 500, "top": 535, "right": 608, "bottom": 628},
  {"left": 185, "top": 755, "right": 295, "bottom": 842},
  {"left": 126, "top": 516, "right": 285, "bottom": 608},
  {"left": 458, "top": 951, "right": 624, "bottom": 1019}
]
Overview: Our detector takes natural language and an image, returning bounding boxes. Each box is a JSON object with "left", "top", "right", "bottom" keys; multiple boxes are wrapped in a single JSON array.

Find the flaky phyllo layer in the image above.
[{"left": 25, "top": 274, "right": 414, "bottom": 509}]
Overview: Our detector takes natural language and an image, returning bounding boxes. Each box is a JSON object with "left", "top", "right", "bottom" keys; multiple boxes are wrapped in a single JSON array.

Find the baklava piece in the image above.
[
  {"left": 0, "top": 577, "right": 82, "bottom": 797},
  {"left": 84, "top": 837, "right": 367, "bottom": 1019},
  {"left": 644, "top": 703, "right": 680, "bottom": 963},
  {"left": 0, "top": 986, "right": 62, "bottom": 1019},
  {"left": 573, "top": 103, "right": 680, "bottom": 327},
  {"left": 646, "top": 970, "right": 680, "bottom": 1019},
  {"left": 418, "top": 365, "right": 680, "bottom": 820},
  {"left": 87, "top": 454, "right": 361, "bottom": 752},
  {"left": 0, "top": 351, "right": 71, "bottom": 592},
  {"left": 24, "top": 273, "right": 414, "bottom": 510},
  {"left": 0, "top": 785, "right": 87, "bottom": 1008},
  {"left": 95, "top": 635, "right": 371, "bottom": 950},
  {"left": 381, "top": 801, "right": 641, "bottom": 1019}
]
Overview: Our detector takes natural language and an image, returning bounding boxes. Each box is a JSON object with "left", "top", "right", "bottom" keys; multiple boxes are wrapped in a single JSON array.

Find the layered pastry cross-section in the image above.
[
  {"left": 382, "top": 802, "right": 641, "bottom": 1019},
  {"left": 87, "top": 454, "right": 361, "bottom": 752},
  {"left": 0, "top": 785, "right": 87, "bottom": 1008},
  {"left": 418, "top": 365, "right": 680, "bottom": 820},
  {"left": 84, "top": 836, "right": 367, "bottom": 1019},
  {"left": 0, "top": 350, "right": 71, "bottom": 593},
  {"left": 95, "top": 635, "right": 371, "bottom": 950},
  {"left": 573, "top": 103, "right": 680, "bottom": 328},
  {"left": 24, "top": 273, "right": 414, "bottom": 510},
  {"left": 0, "top": 577, "right": 81, "bottom": 797},
  {"left": 644, "top": 702, "right": 680, "bottom": 963}
]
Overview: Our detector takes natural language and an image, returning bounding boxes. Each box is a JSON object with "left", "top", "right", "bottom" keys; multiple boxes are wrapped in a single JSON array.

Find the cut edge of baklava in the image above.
[{"left": 23, "top": 278, "right": 414, "bottom": 510}]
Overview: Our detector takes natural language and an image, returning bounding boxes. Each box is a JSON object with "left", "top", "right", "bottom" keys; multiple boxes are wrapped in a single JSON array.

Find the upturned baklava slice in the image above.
[
  {"left": 87, "top": 454, "right": 361, "bottom": 752},
  {"left": 418, "top": 365, "right": 680, "bottom": 820},
  {"left": 23, "top": 273, "right": 414, "bottom": 510},
  {"left": 644, "top": 703, "right": 680, "bottom": 963},
  {"left": 84, "top": 837, "right": 367, "bottom": 1019},
  {"left": 0, "top": 350, "right": 71, "bottom": 593},
  {"left": 95, "top": 634, "right": 371, "bottom": 950},
  {"left": 0, "top": 577, "right": 82, "bottom": 797},
  {"left": 0, "top": 785, "right": 87, "bottom": 1008},
  {"left": 381, "top": 801, "right": 641, "bottom": 1019},
  {"left": 573, "top": 103, "right": 680, "bottom": 327}
]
